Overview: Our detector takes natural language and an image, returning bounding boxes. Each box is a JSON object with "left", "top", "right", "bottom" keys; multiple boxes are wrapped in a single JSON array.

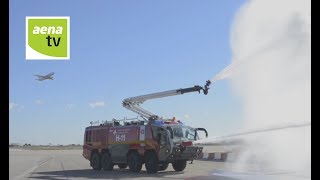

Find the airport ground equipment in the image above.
[{"left": 83, "top": 81, "right": 211, "bottom": 173}]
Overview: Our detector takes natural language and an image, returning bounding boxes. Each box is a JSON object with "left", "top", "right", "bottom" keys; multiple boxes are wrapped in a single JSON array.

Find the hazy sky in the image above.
[{"left": 9, "top": 0, "right": 245, "bottom": 145}]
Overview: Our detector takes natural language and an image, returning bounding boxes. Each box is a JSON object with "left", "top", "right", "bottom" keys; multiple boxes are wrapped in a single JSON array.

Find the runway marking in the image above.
[
  {"left": 60, "top": 161, "right": 69, "bottom": 179},
  {"left": 13, "top": 155, "right": 54, "bottom": 180}
]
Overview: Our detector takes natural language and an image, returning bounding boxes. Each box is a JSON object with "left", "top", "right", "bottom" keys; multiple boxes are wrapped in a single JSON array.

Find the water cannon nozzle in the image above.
[{"left": 203, "top": 80, "right": 211, "bottom": 95}]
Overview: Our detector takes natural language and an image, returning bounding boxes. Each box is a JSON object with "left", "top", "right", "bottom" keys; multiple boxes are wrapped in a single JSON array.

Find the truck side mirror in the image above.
[{"left": 194, "top": 128, "right": 208, "bottom": 140}]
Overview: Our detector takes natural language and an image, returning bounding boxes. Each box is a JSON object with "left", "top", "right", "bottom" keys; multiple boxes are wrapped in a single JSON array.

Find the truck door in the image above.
[{"left": 155, "top": 126, "right": 172, "bottom": 161}]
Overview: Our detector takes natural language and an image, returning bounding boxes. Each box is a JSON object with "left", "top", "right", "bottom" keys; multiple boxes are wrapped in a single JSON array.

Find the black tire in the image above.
[
  {"left": 90, "top": 153, "right": 102, "bottom": 170},
  {"left": 118, "top": 163, "right": 128, "bottom": 169},
  {"left": 101, "top": 152, "right": 114, "bottom": 171},
  {"left": 172, "top": 160, "right": 187, "bottom": 171},
  {"left": 158, "top": 163, "right": 169, "bottom": 171},
  {"left": 127, "top": 151, "right": 143, "bottom": 172},
  {"left": 145, "top": 151, "right": 158, "bottom": 173}
]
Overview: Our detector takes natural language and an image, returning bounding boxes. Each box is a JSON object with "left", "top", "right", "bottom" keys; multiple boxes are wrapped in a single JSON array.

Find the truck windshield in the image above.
[{"left": 169, "top": 125, "right": 196, "bottom": 142}]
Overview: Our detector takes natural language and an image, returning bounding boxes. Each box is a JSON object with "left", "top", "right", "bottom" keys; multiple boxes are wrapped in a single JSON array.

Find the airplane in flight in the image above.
[{"left": 34, "top": 72, "right": 54, "bottom": 81}]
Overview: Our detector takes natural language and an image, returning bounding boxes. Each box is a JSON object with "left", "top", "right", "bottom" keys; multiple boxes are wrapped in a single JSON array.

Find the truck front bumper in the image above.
[{"left": 166, "top": 146, "right": 203, "bottom": 162}]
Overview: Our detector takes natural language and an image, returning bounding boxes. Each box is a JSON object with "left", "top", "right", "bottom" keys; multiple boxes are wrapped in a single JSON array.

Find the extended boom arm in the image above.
[{"left": 122, "top": 80, "right": 211, "bottom": 121}]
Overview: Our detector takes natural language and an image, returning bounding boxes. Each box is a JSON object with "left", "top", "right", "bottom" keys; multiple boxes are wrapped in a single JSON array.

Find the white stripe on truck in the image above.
[{"left": 139, "top": 126, "right": 146, "bottom": 146}]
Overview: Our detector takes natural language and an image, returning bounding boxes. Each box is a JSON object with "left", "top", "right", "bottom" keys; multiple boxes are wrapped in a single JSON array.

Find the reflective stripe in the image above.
[{"left": 139, "top": 126, "right": 146, "bottom": 146}]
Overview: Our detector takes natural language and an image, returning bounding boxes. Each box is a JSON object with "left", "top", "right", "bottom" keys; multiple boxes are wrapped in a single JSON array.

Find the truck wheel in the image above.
[
  {"left": 158, "top": 163, "right": 169, "bottom": 171},
  {"left": 118, "top": 163, "right": 127, "bottom": 169},
  {"left": 172, "top": 160, "right": 187, "bottom": 171},
  {"left": 127, "top": 151, "right": 143, "bottom": 172},
  {"left": 90, "top": 153, "right": 102, "bottom": 170},
  {"left": 101, "top": 152, "right": 114, "bottom": 171},
  {"left": 145, "top": 151, "right": 158, "bottom": 173}
]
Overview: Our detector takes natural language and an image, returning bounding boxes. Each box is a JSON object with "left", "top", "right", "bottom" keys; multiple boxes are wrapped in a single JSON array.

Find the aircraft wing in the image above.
[
  {"left": 36, "top": 77, "right": 46, "bottom": 81},
  {"left": 47, "top": 72, "right": 54, "bottom": 76}
]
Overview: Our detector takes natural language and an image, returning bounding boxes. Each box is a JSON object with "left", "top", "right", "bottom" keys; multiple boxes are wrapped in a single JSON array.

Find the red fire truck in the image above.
[{"left": 83, "top": 81, "right": 211, "bottom": 173}]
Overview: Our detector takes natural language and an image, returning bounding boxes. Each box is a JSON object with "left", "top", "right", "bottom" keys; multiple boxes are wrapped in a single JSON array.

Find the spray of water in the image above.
[
  {"left": 209, "top": 0, "right": 311, "bottom": 178},
  {"left": 195, "top": 121, "right": 310, "bottom": 144}
]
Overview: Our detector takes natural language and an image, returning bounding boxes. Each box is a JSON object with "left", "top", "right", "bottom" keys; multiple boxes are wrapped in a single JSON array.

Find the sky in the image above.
[{"left": 9, "top": 0, "right": 246, "bottom": 145}]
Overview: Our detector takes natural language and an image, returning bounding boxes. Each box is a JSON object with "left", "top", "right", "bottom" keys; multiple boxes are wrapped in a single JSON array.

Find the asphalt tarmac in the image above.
[{"left": 9, "top": 148, "right": 310, "bottom": 180}]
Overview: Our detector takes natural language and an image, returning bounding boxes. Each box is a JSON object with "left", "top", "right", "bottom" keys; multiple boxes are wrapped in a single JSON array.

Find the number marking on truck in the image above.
[{"left": 115, "top": 134, "right": 126, "bottom": 142}]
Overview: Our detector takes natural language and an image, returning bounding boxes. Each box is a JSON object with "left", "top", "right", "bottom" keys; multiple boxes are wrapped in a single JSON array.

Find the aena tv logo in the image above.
[{"left": 26, "top": 16, "right": 70, "bottom": 60}]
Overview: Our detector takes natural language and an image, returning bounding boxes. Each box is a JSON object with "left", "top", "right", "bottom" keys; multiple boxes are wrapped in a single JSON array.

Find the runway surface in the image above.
[{"left": 9, "top": 148, "right": 310, "bottom": 180}]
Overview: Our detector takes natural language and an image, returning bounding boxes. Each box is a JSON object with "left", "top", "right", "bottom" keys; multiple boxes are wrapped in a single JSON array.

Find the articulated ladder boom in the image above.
[{"left": 122, "top": 80, "right": 211, "bottom": 121}]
